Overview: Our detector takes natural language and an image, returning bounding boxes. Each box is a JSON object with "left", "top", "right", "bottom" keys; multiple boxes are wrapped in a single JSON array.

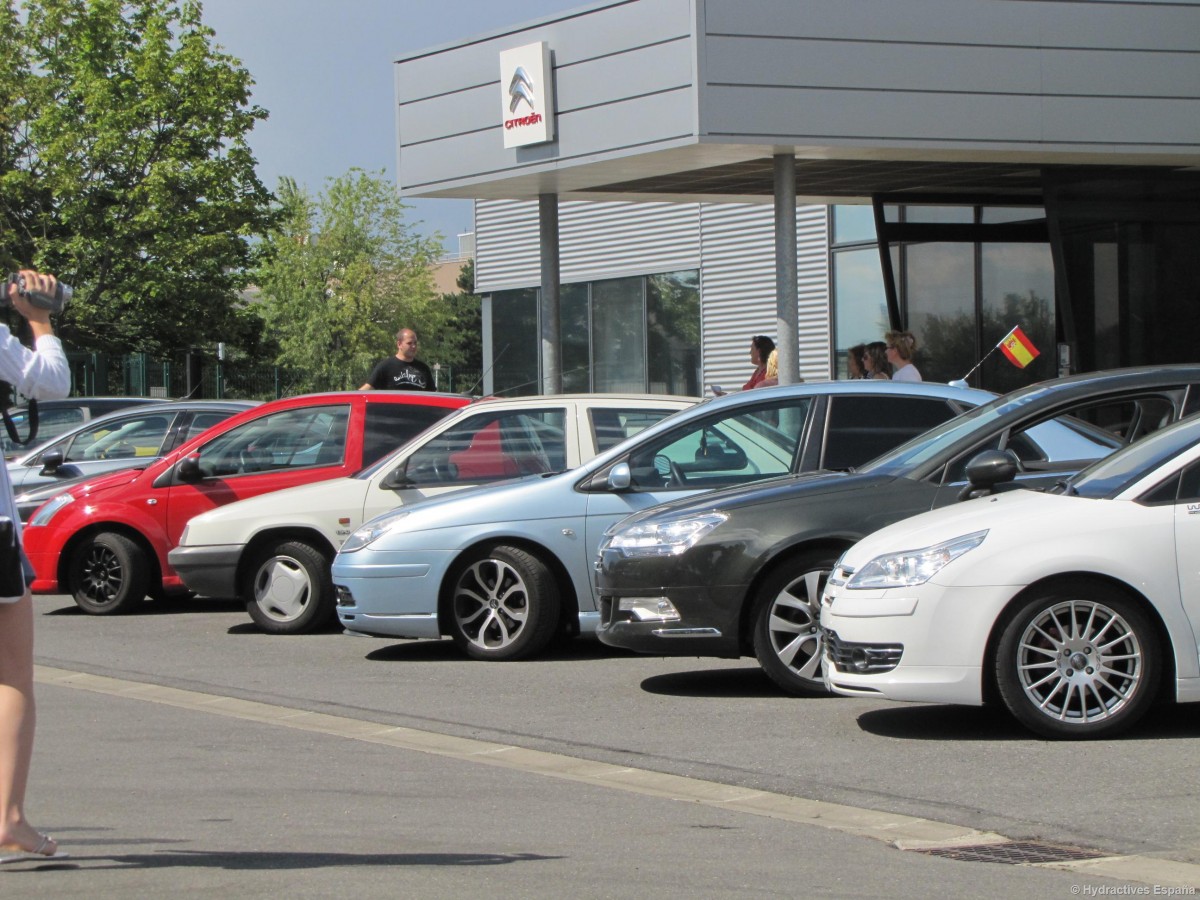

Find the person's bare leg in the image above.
[{"left": 0, "top": 592, "right": 57, "bottom": 855}]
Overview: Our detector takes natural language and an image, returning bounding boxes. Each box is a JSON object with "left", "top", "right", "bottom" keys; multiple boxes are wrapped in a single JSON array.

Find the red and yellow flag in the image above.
[{"left": 998, "top": 326, "right": 1040, "bottom": 369}]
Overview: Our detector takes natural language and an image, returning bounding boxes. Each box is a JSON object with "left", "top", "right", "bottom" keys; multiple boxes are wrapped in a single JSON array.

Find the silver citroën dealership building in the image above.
[{"left": 395, "top": 0, "right": 1200, "bottom": 396}]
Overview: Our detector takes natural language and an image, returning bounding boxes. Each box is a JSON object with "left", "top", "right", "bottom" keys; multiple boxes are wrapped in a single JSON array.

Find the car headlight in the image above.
[
  {"left": 28, "top": 492, "right": 75, "bottom": 527},
  {"left": 847, "top": 530, "right": 988, "bottom": 589},
  {"left": 341, "top": 509, "right": 410, "bottom": 552},
  {"left": 605, "top": 512, "right": 727, "bottom": 558}
]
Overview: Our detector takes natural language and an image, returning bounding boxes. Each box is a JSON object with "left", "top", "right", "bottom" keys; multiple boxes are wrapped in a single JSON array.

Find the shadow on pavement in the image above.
[
  {"left": 2, "top": 850, "right": 562, "bottom": 872},
  {"left": 225, "top": 620, "right": 344, "bottom": 636},
  {"left": 43, "top": 597, "right": 242, "bottom": 617},
  {"left": 854, "top": 701, "right": 1200, "bottom": 741},
  {"left": 363, "top": 638, "right": 635, "bottom": 664},
  {"left": 639, "top": 666, "right": 809, "bottom": 699}
]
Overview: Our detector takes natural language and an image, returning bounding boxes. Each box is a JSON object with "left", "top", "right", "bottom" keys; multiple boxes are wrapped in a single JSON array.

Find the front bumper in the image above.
[
  {"left": 23, "top": 528, "right": 63, "bottom": 593},
  {"left": 167, "top": 544, "right": 243, "bottom": 599},
  {"left": 595, "top": 581, "right": 744, "bottom": 657},
  {"left": 332, "top": 547, "right": 453, "bottom": 639},
  {"left": 819, "top": 580, "right": 1019, "bottom": 705}
]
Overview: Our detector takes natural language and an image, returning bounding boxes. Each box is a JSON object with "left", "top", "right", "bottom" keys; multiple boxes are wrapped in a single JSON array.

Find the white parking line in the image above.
[{"left": 35, "top": 664, "right": 1200, "bottom": 888}]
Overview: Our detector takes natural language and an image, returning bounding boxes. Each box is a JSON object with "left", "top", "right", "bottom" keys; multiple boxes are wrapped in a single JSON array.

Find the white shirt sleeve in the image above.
[{"left": 0, "top": 327, "right": 71, "bottom": 401}]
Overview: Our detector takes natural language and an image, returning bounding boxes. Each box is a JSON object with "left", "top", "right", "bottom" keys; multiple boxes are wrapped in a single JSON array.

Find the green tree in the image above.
[
  {"left": 0, "top": 0, "right": 273, "bottom": 355},
  {"left": 254, "top": 169, "right": 446, "bottom": 393},
  {"left": 433, "top": 258, "right": 482, "bottom": 385}
]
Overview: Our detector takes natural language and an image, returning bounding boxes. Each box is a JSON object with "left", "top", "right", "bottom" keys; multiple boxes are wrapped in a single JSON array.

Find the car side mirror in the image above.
[
  {"left": 959, "top": 449, "right": 1019, "bottom": 501},
  {"left": 38, "top": 448, "right": 65, "bottom": 475},
  {"left": 175, "top": 454, "right": 203, "bottom": 483},
  {"left": 380, "top": 461, "right": 414, "bottom": 490},
  {"left": 607, "top": 462, "right": 632, "bottom": 491}
]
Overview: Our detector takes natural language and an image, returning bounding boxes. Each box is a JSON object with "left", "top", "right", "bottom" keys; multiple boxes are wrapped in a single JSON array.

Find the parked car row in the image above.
[
  {"left": 22, "top": 365, "right": 1200, "bottom": 740},
  {"left": 23, "top": 390, "right": 472, "bottom": 612},
  {"left": 329, "top": 380, "right": 992, "bottom": 660},
  {"left": 593, "top": 366, "right": 1196, "bottom": 693},
  {"left": 594, "top": 365, "right": 1200, "bottom": 737},
  {"left": 168, "top": 393, "right": 695, "bottom": 634}
]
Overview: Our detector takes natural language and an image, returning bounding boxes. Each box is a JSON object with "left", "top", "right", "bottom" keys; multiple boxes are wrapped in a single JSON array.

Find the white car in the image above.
[
  {"left": 820, "top": 414, "right": 1200, "bottom": 739},
  {"left": 168, "top": 394, "right": 695, "bottom": 634}
]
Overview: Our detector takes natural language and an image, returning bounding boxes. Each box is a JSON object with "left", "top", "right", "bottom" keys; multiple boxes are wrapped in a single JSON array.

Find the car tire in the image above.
[
  {"left": 994, "top": 583, "right": 1161, "bottom": 739},
  {"left": 245, "top": 539, "right": 334, "bottom": 635},
  {"left": 751, "top": 551, "right": 837, "bottom": 696},
  {"left": 448, "top": 544, "right": 560, "bottom": 661},
  {"left": 69, "top": 531, "right": 150, "bottom": 615}
]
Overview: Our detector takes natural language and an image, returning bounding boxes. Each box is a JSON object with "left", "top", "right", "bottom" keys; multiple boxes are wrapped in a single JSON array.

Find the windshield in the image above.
[
  {"left": 860, "top": 389, "right": 1045, "bottom": 475},
  {"left": 1064, "top": 416, "right": 1200, "bottom": 499},
  {"left": 861, "top": 384, "right": 1147, "bottom": 478}
]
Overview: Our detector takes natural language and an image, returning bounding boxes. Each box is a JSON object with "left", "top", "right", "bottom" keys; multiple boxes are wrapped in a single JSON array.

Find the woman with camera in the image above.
[{"left": 0, "top": 270, "right": 70, "bottom": 864}]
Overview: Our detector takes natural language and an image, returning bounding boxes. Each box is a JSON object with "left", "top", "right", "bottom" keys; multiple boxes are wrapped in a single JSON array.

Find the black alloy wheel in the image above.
[{"left": 69, "top": 531, "right": 150, "bottom": 615}]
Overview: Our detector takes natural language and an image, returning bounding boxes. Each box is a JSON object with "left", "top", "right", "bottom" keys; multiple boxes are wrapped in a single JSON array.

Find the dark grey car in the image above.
[{"left": 596, "top": 365, "right": 1200, "bottom": 695}]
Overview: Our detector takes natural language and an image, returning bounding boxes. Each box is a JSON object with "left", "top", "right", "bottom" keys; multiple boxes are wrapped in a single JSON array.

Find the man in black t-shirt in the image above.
[{"left": 359, "top": 328, "right": 435, "bottom": 391}]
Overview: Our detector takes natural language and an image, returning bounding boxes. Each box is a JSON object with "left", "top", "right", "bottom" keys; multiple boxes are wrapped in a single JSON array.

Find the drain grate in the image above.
[{"left": 910, "top": 840, "right": 1109, "bottom": 866}]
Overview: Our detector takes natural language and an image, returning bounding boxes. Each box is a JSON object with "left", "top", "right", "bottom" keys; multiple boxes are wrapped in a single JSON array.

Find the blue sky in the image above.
[{"left": 200, "top": 0, "right": 584, "bottom": 251}]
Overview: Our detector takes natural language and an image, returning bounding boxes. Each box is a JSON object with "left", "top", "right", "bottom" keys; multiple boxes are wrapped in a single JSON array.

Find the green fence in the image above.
[{"left": 65, "top": 352, "right": 481, "bottom": 400}]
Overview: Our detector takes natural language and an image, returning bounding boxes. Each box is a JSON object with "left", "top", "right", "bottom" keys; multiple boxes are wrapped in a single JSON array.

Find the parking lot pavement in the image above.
[
  {"left": 3, "top": 663, "right": 1164, "bottom": 898},
  {"left": 17, "top": 594, "right": 1200, "bottom": 897}
]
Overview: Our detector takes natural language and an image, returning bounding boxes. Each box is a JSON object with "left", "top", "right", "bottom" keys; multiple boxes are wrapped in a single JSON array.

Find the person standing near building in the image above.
[
  {"left": 885, "top": 331, "right": 922, "bottom": 382},
  {"left": 0, "top": 270, "right": 70, "bottom": 864},
  {"left": 743, "top": 335, "right": 776, "bottom": 390},
  {"left": 359, "top": 328, "right": 435, "bottom": 391},
  {"left": 863, "top": 341, "right": 891, "bottom": 379},
  {"left": 846, "top": 343, "right": 868, "bottom": 379}
]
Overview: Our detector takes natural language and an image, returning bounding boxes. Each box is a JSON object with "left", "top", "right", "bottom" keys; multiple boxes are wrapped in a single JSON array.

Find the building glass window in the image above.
[
  {"left": 981, "top": 207, "right": 1043, "bottom": 224},
  {"left": 832, "top": 205, "right": 876, "bottom": 244},
  {"left": 647, "top": 271, "right": 701, "bottom": 396},
  {"left": 980, "top": 243, "right": 1056, "bottom": 391},
  {"left": 491, "top": 288, "right": 540, "bottom": 396},
  {"left": 593, "top": 276, "right": 646, "bottom": 393},
  {"left": 904, "top": 206, "right": 974, "bottom": 224},
  {"left": 490, "top": 271, "right": 700, "bottom": 397},
  {"left": 560, "top": 282, "right": 591, "bottom": 393},
  {"left": 832, "top": 247, "right": 890, "bottom": 378},
  {"left": 831, "top": 203, "right": 1056, "bottom": 391},
  {"left": 905, "top": 242, "right": 975, "bottom": 384}
]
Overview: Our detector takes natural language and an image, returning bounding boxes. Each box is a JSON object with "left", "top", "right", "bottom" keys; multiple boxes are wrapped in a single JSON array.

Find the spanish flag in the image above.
[{"left": 998, "top": 326, "right": 1040, "bottom": 369}]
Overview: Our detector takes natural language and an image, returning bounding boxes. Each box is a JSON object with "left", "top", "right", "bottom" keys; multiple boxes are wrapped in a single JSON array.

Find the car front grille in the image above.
[{"left": 824, "top": 629, "right": 903, "bottom": 674}]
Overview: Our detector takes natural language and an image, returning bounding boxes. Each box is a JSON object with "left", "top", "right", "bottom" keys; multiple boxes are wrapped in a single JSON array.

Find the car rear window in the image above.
[
  {"left": 821, "top": 396, "right": 958, "bottom": 471},
  {"left": 362, "top": 402, "right": 460, "bottom": 467},
  {"left": 590, "top": 407, "right": 684, "bottom": 453}
]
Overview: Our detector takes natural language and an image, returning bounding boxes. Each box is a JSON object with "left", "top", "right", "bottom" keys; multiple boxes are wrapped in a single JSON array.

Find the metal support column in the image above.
[
  {"left": 539, "top": 193, "right": 562, "bottom": 394},
  {"left": 774, "top": 153, "right": 799, "bottom": 385}
]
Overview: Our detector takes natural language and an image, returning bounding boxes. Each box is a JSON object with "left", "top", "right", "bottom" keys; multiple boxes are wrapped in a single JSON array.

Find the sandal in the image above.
[{"left": 0, "top": 834, "right": 69, "bottom": 864}]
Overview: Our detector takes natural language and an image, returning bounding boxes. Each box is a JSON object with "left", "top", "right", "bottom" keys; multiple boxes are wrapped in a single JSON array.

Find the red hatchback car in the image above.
[{"left": 24, "top": 390, "right": 469, "bottom": 614}]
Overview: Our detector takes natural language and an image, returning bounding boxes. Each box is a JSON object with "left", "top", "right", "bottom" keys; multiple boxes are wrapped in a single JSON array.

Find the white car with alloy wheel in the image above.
[
  {"left": 821, "top": 414, "right": 1200, "bottom": 739},
  {"left": 169, "top": 394, "right": 695, "bottom": 634}
]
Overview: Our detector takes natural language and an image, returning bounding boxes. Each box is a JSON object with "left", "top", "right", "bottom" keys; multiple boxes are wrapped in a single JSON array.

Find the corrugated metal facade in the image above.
[
  {"left": 475, "top": 199, "right": 701, "bottom": 290},
  {"left": 475, "top": 197, "right": 833, "bottom": 391}
]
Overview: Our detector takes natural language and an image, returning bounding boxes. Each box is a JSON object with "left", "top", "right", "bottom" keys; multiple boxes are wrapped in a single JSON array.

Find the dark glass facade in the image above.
[
  {"left": 832, "top": 170, "right": 1200, "bottom": 389},
  {"left": 1046, "top": 171, "right": 1200, "bottom": 373},
  {"left": 832, "top": 205, "right": 1057, "bottom": 391}
]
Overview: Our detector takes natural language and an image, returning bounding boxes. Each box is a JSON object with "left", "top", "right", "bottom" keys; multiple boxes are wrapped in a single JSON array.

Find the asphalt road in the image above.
[{"left": 13, "top": 592, "right": 1200, "bottom": 897}]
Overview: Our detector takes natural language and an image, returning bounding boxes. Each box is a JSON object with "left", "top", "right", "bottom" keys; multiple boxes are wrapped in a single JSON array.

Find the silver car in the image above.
[
  {"left": 332, "top": 381, "right": 993, "bottom": 662},
  {"left": 7, "top": 399, "right": 257, "bottom": 494}
]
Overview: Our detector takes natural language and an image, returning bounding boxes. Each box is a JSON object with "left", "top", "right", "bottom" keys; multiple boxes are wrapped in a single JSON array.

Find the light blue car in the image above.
[{"left": 331, "top": 380, "right": 996, "bottom": 661}]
